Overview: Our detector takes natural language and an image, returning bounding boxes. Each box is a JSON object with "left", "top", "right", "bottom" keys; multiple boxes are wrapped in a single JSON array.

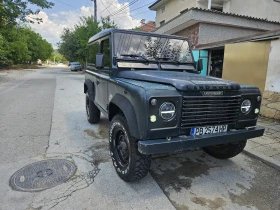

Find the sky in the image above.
[{"left": 29, "top": 0, "right": 156, "bottom": 48}]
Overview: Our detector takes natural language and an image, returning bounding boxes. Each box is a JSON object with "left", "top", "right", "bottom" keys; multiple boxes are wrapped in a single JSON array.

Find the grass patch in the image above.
[{"left": 1, "top": 64, "right": 40, "bottom": 70}]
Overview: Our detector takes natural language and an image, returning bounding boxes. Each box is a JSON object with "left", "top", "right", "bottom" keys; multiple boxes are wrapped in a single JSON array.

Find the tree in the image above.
[
  {"left": 57, "top": 28, "right": 80, "bottom": 62},
  {"left": 0, "top": 25, "right": 53, "bottom": 67},
  {"left": 39, "top": 39, "right": 53, "bottom": 61},
  {"left": 49, "top": 53, "right": 66, "bottom": 63},
  {"left": 0, "top": 0, "right": 54, "bottom": 26},
  {"left": 58, "top": 16, "right": 117, "bottom": 64},
  {"left": 100, "top": 16, "right": 117, "bottom": 30}
]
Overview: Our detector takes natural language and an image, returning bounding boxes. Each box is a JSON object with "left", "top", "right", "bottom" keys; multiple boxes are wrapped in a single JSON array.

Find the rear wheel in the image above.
[
  {"left": 203, "top": 140, "right": 247, "bottom": 159},
  {"left": 109, "top": 114, "right": 151, "bottom": 182},
  {"left": 85, "top": 92, "right": 100, "bottom": 124}
]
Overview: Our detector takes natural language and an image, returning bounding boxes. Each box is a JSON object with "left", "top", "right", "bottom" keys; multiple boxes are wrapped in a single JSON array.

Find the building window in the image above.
[
  {"left": 160, "top": 20, "right": 165, "bottom": 26},
  {"left": 161, "top": 6, "right": 165, "bottom": 13},
  {"left": 211, "top": 6, "right": 223, "bottom": 12}
]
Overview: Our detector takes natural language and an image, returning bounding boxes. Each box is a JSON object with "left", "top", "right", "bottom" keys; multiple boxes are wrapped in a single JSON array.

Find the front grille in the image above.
[{"left": 181, "top": 96, "right": 241, "bottom": 128}]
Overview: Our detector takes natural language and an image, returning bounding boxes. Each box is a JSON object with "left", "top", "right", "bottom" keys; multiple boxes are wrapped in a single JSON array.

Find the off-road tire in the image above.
[
  {"left": 203, "top": 140, "right": 247, "bottom": 159},
  {"left": 109, "top": 114, "right": 151, "bottom": 182},
  {"left": 85, "top": 92, "right": 100, "bottom": 124}
]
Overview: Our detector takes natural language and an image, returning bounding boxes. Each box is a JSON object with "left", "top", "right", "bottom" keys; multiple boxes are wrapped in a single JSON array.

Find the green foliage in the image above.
[
  {"left": 58, "top": 16, "right": 117, "bottom": 63},
  {"left": 0, "top": 25, "right": 53, "bottom": 68},
  {"left": 132, "top": 27, "right": 141, "bottom": 31},
  {"left": 49, "top": 52, "right": 67, "bottom": 63},
  {"left": 0, "top": 0, "right": 54, "bottom": 26}
]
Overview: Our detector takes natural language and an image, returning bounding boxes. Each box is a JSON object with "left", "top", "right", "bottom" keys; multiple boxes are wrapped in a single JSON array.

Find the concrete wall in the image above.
[
  {"left": 196, "top": 0, "right": 208, "bottom": 9},
  {"left": 155, "top": 0, "right": 196, "bottom": 27},
  {"left": 265, "top": 39, "right": 280, "bottom": 92},
  {"left": 229, "top": 0, "right": 280, "bottom": 22},
  {"left": 198, "top": 23, "right": 264, "bottom": 45},
  {"left": 261, "top": 39, "right": 280, "bottom": 120}
]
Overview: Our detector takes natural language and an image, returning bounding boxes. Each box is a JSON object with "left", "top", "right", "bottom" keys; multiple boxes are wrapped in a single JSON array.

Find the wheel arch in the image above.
[
  {"left": 84, "top": 79, "right": 95, "bottom": 101},
  {"left": 109, "top": 94, "right": 140, "bottom": 139}
]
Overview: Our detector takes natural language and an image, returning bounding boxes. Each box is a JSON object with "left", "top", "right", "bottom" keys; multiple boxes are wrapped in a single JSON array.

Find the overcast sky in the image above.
[{"left": 28, "top": 0, "right": 156, "bottom": 48}]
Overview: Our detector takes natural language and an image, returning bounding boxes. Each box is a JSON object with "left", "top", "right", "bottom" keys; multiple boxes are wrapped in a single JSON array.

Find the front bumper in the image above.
[{"left": 138, "top": 126, "right": 265, "bottom": 155}]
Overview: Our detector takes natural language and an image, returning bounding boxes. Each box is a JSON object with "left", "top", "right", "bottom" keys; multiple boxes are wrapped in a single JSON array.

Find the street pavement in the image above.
[
  {"left": 244, "top": 118, "right": 280, "bottom": 170},
  {"left": 0, "top": 66, "right": 280, "bottom": 210}
]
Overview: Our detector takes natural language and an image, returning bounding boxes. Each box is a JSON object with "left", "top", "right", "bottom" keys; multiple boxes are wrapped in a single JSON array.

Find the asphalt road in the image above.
[{"left": 0, "top": 66, "right": 279, "bottom": 210}]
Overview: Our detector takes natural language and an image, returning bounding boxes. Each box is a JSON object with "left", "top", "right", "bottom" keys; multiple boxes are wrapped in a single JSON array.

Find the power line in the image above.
[
  {"left": 100, "top": 0, "right": 132, "bottom": 16},
  {"left": 114, "top": 10, "right": 151, "bottom": 18},
  {"left": 99, "top": 0, "right": 119, "bottom": 15},
  {"left": 100, "top": 0, "right": 122, "bottom": 28},
  {"left": 112, "top": 0, "right": 156, "bottom": 17},
  {"left": 54, "top": 0, "right": 77, "bottom": 9},
  {"left": 109, "top": 0, "right": 138, "bottom": 17}
]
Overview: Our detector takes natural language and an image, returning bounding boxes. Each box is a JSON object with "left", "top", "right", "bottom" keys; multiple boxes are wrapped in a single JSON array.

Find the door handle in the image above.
[{"left": 96, "top": 80, "right": 100, "bottom": 85}]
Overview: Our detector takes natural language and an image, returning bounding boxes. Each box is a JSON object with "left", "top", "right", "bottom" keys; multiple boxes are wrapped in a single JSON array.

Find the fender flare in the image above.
[
  {"left": 84, "top": 79, "right": 95, "bottom": 101},
  {"left": 110, "top": 94, "right": 140, "bottom": 139}
]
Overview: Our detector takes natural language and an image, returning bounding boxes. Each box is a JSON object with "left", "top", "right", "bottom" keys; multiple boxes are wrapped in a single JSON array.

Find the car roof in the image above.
[{"left": 88, "top": 28, "right": 188, "bottom": 44}]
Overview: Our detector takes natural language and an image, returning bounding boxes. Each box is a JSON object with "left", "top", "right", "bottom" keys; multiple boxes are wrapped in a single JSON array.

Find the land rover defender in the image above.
[{"left": 84, "top": 29, "right": 265, "bottom": 182}]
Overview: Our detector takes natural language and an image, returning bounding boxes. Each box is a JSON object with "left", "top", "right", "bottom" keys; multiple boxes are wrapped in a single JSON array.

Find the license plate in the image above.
[{"left": 190, "top": 125, "right": 228, "bottom": 136}]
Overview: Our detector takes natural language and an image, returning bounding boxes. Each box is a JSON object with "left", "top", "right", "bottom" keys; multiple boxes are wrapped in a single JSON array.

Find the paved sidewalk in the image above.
[{"left": 244, "top": 117, "right": 280, "bottom": 170}]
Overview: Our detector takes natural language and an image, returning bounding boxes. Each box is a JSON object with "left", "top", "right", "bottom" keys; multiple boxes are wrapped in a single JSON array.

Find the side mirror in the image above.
[
  {"left": 197, "top": 58, "right": 203, "bottom": 72},
  {"left": 96, "top": 53, "right": 104, "bottom": 68}
]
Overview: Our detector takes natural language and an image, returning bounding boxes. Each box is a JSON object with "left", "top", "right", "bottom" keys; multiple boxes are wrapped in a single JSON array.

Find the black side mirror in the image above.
[
  {"left": 96, "top": 53, "right": 104, "bottom": 68},
  {"left": 197, "top": 58, "right": 203, "bottom": 72}
]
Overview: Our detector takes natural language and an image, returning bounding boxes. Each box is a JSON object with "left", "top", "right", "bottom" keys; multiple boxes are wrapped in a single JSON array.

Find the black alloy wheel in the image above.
[{"left": 109, "top": 114, "right": 151, "bottom": 182}]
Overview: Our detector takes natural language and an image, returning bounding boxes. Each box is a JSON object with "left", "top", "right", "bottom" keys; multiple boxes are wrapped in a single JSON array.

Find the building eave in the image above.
[
  {"left": 154, "top": 7, "right": 280, "bottom": 35},
  {"left": 195, "top": 29, "right": 280, "bottom": 50}
]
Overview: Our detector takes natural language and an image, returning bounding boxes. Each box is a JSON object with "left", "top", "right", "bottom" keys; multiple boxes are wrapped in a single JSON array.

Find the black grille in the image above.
[{"left": 181, "top": 96, "right": 241, "bottom": 128}]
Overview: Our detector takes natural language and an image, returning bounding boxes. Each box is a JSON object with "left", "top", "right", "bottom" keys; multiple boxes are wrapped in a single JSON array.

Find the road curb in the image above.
[{"left": 243, "top": 149, "right": 280, "bottom": 172}]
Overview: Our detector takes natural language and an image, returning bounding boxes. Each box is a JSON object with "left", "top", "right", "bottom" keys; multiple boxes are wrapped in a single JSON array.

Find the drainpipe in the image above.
[{"left": 208, "top": 0, "right": 212, "bottom": 9}]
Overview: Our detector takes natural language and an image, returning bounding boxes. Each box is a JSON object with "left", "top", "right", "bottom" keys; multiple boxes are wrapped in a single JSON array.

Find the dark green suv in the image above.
[{"left": 84, "top": 29, "right": 264, "bottom": 182}]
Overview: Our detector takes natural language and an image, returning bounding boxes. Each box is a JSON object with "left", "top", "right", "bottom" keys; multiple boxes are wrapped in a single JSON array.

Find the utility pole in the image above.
[{"left": 91, "top": 0, "right": 97, "bottom": 22}]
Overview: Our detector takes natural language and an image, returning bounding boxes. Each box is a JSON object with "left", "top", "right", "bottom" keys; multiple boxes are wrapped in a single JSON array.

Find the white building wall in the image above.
[
  {"left": 229, "top": 0, "right": 280, "bottom": 22},
  {"left": 223, "top": 1, "right": 230, "bottom": 12},
  {"left": 265, "top": 39, "right": 280, "bottom": 92},
  {"left": 155, "top": 0, "right": 197, "bottom": 27},
  {"left": 261, "top": 39, "right": 280, "bottom": 119}
]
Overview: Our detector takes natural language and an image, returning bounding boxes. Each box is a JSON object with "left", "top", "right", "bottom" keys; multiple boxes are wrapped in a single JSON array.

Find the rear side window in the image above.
[
  {"left": 88, "top": 43, "right": 99, "bottom": 66},
  {"left": 101, "top": 39, "right": 111, "bottom": 68}
]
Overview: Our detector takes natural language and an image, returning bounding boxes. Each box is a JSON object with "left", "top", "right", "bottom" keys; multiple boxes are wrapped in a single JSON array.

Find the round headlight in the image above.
[
  {"left": 159, "top": 102, "right": 176, "bottom": 120},
  {"left": 241, "top": 99, "right": 251, "bottom": 114}
]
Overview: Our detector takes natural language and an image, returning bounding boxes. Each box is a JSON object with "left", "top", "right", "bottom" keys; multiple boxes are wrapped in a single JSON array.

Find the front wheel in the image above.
[
  {"left": 203, "top": 140, "right": 247, "bottom": 159},
  {"left": 109, "top": 114, "right": 151, "bottom": 182}
]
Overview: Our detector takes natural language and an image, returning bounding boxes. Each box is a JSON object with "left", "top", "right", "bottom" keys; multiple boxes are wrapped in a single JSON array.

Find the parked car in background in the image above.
[{"left": 70, "top": 62, "right": 82, "bottom": 71}]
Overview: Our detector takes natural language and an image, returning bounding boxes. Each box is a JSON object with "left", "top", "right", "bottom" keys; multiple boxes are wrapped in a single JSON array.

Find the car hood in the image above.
[{"left": 117, "top": 70, "right": 240, "bottom": 91}]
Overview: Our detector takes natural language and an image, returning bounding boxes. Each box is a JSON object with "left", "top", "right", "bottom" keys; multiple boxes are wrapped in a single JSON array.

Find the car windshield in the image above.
[
  {"left": 113, "top": 32, "right": 193, "bottom": 63},
  {"left": 71, "top": 62, "right": 80, "bottom": 65}
]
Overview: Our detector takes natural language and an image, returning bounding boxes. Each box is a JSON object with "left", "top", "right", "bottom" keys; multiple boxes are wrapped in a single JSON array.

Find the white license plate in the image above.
[{"left": 190, "top": 125, "right": 228, "bottom": 136}]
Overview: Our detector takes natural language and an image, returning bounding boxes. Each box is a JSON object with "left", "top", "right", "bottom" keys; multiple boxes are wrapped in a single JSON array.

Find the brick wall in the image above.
[{"left": 174, "top": 23, "right": 199, "bottom": 47}]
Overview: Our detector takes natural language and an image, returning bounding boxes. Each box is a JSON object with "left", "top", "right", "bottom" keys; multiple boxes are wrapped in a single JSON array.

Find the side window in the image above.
[
  {"left": 101, "top": 38, "right": 111, "bottom": 69},
  {"left": 88, "top": 43, "right": 99, "bottom": 66}
]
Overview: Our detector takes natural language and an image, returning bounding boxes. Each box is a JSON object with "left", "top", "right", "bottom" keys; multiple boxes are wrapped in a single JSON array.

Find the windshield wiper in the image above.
[
  {"left": 156, "top": 57, "right": 181, "bottom": 64},
  {"left": 120, "top": 54, "right": 149, "bottom": 62}
]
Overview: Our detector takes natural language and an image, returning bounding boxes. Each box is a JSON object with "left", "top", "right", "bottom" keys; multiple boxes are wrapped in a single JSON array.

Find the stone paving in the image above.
[{"left": 245, "top": 117, "right": 280, "bottom": 164}]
